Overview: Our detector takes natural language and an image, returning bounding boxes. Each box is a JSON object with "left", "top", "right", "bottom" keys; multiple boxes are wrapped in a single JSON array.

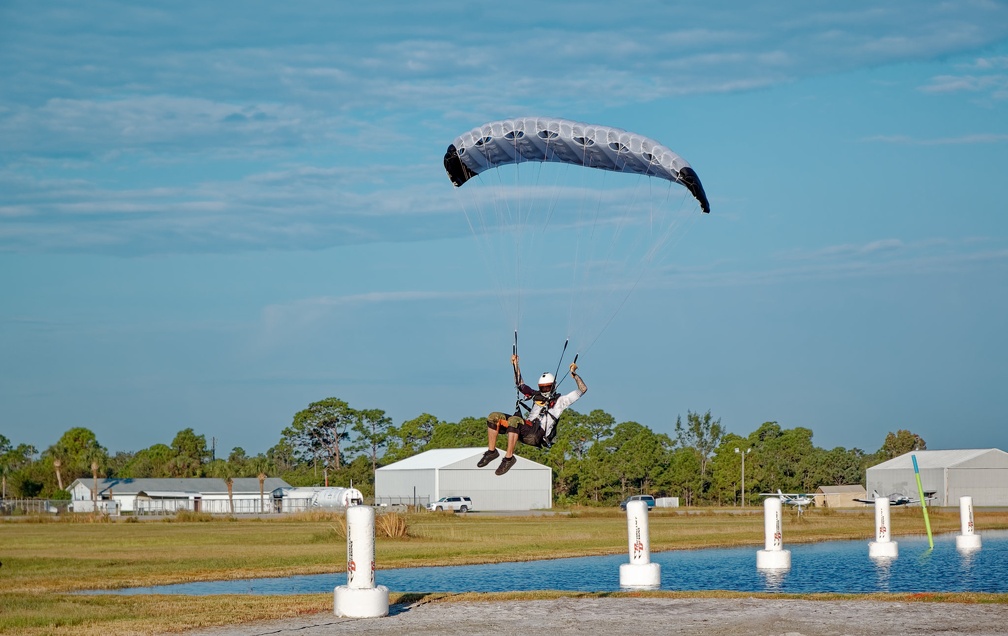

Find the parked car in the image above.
[
  {"left": 426, "top": 496, "right": 473, "bottom": 513},
  {"left": 619, "top": 494, "right": 656, "bottom": 510}
]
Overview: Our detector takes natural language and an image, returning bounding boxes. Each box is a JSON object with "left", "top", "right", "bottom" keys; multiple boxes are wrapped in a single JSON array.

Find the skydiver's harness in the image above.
[
  {"left": 513, "top": 386, "right": 560, "bottom": 448},
  {"left": 510, "top": 332, "right": 574, "bottom": 449}
]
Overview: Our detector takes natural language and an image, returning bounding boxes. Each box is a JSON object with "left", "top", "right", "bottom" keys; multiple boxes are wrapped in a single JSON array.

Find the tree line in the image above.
[{"left": 0, "top": 397, "right": 927, "bottom": 506}]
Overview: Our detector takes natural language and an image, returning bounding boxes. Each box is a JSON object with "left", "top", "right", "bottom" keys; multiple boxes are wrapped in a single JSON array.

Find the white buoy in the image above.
[
  {"left": 619, "top": 500, "right": 661, "bottom": 588},
  {"left": 756, "top": 497, "right": 791, "bottom": 570},
  {"left": 955, "top": 495, "right": 982, "bottom": 551},
  {"left": 334, "top": 505, "right": 389, "bottom": 618},
  {"left": 868, "top": 497, "right": 898, "bottom": 559}
]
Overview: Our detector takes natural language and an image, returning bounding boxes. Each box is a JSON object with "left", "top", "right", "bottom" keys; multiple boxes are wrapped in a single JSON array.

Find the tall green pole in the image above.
[{"left": 912, "top": 454, "right": 934, "bottom": 550}]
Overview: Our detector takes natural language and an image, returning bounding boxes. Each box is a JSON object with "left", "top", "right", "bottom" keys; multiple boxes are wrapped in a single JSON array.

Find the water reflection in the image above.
[
  {"left": 757, "top": 567, "right": 788, "bottom": 592},
  {"left": 870, "top": 555, "right": 894, "bottom": 592},
  {"left": 95, "top": 530, "right": 1008, "bottom": 596}
]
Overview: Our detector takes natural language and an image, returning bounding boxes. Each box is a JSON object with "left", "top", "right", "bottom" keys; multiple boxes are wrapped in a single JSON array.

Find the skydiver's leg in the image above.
[
  {"left": 505, "top": 430, "right": 518, "bottom": 457},
  {"left": 495, "top": 416, "right": 523, "bottom": 475},
  {"left": 503, "top": 415, "right": 524, "bottom": 457},
  {"left": 486, "top": 412, "right": 508, "bottom": 450},
  {"left": 479, "top": 413, "right": 506, "bottom": 467}
]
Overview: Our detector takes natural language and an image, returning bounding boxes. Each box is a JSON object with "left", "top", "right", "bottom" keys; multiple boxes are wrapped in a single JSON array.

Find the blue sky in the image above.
[{"left": 2, "top": 1, "right": 1007, "bottom": 458}]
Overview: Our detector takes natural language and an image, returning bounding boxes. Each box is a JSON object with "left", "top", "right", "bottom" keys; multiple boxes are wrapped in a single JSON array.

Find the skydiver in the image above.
[{"left": 478, "top": 354, "right": 587, "bottom": 476}]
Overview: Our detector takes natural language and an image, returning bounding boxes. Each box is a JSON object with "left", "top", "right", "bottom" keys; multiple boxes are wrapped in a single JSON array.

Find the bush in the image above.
[{"left": 376, "top": 512, "right": 409, "bottom": 538}]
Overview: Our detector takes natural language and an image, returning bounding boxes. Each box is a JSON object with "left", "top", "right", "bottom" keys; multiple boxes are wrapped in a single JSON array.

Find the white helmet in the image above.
[{"left": 538, "top": 372, "right": 556, "bottom": 394}]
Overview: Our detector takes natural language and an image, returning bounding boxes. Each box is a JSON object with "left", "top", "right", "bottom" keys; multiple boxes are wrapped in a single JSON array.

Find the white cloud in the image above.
[
  {"left": 692, "top": 236, "right": 1008, "bottom": 288},
  {"left": 3, "top": 1, "right": 1008, "bottom": 254},
  {"left": 862, "top": 133, "right": 1008, "bottom": 145}
]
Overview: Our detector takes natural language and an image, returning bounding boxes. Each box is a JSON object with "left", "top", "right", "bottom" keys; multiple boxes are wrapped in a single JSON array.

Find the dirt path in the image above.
[{"left": 187, "top": 596, "right": 1008, "bottom": 636}]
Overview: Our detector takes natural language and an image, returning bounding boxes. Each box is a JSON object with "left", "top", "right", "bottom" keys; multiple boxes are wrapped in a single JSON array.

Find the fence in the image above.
[
  {"left": 1, "top": 495, "right": 432, "bottom": 517},
  {"left": 135, "top": 497, "right": 277, "bottom": 515},
  {"left": 373, "top": 495, "right": 430, "bottom": 509},
  {"left": 0, "top": 498, "right": 72, "bottom": 515}
]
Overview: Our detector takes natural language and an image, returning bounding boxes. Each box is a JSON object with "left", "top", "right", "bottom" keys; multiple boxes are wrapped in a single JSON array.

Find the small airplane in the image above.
[
  {"left": 853, "top": 490, "right": 936, "bottom": 506},
  {"left": 760, "top": 489, "right": 814, "bottom": 514}
]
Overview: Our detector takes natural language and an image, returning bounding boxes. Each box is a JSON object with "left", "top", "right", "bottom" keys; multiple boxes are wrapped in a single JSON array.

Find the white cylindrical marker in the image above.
[
  {"left": 956, "top": 495, "right": 982, "bottom": 551},
  {"left": 756, "top": 497, "right": 790, "bottom": 570},
  {"left": 334, "top": 505, "right": 389, "bottom": 618},
  {"left": 869, "top": 497, "right": 898, "bottom": 559},
  {"left": 619, "top": 500, "right": 660, "bottom": 588}
]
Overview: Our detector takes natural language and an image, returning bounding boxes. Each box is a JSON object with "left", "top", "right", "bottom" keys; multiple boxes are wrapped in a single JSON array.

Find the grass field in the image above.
[{"left": 2, "top": 506, "right": 1007, "bottom": 635}]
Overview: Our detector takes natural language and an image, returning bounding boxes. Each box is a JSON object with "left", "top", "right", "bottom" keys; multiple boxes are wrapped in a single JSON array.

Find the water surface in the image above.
[{"left": 102, "top": 530, "right": 1008, "bottom": 596}]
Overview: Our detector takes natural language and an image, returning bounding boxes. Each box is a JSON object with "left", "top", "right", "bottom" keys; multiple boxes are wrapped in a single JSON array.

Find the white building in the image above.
[
  {"left": 273, "top": 486, "right": 365, "bottom": 512},
  {"left": 866, "top": 449, "right": 1008, "bottom": 507},
  {"left": 68, "top": 477, "right": 292, "bottom": 514},
  {"left": 375, "top": 447, "right": 553, "bottom": 511}
]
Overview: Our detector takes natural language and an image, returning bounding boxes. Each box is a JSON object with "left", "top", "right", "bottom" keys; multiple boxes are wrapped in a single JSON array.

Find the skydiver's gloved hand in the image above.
[{"left": 569, "top": 362, "right": 578, "bottom": 374}]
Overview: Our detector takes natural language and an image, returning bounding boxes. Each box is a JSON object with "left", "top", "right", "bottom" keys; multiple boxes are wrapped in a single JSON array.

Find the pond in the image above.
[{"left": 99, "top": 530, "right": 1008, "bottom": 596}]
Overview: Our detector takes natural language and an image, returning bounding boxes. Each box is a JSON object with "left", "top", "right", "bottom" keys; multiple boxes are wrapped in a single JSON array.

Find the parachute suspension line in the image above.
[
  {"left": 570, "top": 165, "right": 642, "bottom": 351},
  {"left": 552, "top": 339, "right": 569, "bottom": 389},
  {"left": 512, "top": 330, "right": 531, "bottom": 416},
  {"left": 573, "top": 173, "right": 688, "bottom": 357},
  {"left": 589, "top": 180, "right": 702, "bottom": 352},
  {"left": 508, "top": 140, "right": 525, "bottom": 336},
  {"left": 641, "top": 179, "right": 699, "bottom": 268},
  {"left": 456, "top": 176, "right": 513, "bottom": 322},
  {"left": 556, "top": 353, "right": 579, "bottom": 388},
  {"left": 537, "top": 132, "right": 566, "bottom": 234},
  {"left": 473, "top": 140, "right": 523, "bottom": 334}
]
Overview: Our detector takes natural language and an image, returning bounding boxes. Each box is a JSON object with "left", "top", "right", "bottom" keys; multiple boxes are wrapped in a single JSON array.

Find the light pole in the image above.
[{"left": 735, "top": 447, "right": 751, "bottom": 508}]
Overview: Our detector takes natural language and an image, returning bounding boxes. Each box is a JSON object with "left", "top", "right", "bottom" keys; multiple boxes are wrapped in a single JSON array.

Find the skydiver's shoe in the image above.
[
  {"left": 477, "top": 449, "right": 499, "bottom": 468},
  {"left": 495, "top": 455, "right": 517, "bottom": 476}
]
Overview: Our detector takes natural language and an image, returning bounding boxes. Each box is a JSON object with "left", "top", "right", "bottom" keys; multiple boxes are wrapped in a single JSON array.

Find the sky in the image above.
[{"left": 2, "top": 1, "right": 1007, "bottom": 459}]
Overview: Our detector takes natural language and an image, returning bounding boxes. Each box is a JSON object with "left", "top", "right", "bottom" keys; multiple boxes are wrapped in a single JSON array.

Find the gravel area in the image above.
[{"left": 186, "top": 596, "right": 1008, "bottom": 636}]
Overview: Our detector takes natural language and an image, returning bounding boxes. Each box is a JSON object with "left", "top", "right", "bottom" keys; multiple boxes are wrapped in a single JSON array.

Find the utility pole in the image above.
[{"left": 735, "top": 447, "right": 751, "bottom": 508}]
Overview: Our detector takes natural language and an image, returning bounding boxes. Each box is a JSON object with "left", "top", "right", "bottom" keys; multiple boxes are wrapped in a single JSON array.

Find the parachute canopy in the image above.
[{"left": 444, "top": 116, "right": 709, "bottom": 213}]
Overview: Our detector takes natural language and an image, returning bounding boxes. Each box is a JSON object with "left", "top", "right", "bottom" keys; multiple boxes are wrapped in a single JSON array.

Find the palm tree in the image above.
[
  {"left": 258, "top": 472, "right": 266, "bottom": 514},
  {"left": 91, "top": 460, "right": 99, "bottom": 511},
  {"left": 225, "top": 477, "right": 234, "bottom": 515},
  {"left": 53, "top": 458, "right": 63, "bottom": 490}
]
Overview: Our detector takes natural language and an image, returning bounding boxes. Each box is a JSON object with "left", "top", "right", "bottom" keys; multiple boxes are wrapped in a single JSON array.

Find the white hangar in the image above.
[
  {"left": 866, "top": 449, "right": 1008, "bottom": 507},
  {"left": 375, "top": 447, "right": 552, "bottom": 511}
]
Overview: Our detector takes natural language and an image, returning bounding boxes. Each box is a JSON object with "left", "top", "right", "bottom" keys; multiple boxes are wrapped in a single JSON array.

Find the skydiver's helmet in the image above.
[{"left": 537, "top": 372, "right": 556, "bottom": 400}]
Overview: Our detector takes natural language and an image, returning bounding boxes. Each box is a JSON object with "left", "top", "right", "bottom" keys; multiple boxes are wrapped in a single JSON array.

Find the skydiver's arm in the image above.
[
  {"left": 512, "top": 353, "right": 522, "bottom": 387},
  {"left": 570, "top": 362, "right": 587, "bottom": 394},
  {"left": 512, "top": 354, "right": 536, "bottom": 397}
]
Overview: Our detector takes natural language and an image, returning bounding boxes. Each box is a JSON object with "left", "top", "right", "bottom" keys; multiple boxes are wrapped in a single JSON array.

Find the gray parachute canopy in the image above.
[{"left": 444, "top": 116, "right": 709, "bottom": 213}]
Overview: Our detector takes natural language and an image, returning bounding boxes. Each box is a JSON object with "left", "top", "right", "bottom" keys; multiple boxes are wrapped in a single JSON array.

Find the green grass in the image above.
[{"left": 2, "top": 507, "right": 1007, "bottom": 635}]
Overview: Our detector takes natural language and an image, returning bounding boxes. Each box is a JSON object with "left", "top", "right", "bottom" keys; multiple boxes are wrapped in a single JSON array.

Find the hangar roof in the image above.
[
  {"left": 377, "top": 447, "right": 549, "bottom": 471},
  {"left": 869, "top": 449, "right": 1008, "bottom": 471}
]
